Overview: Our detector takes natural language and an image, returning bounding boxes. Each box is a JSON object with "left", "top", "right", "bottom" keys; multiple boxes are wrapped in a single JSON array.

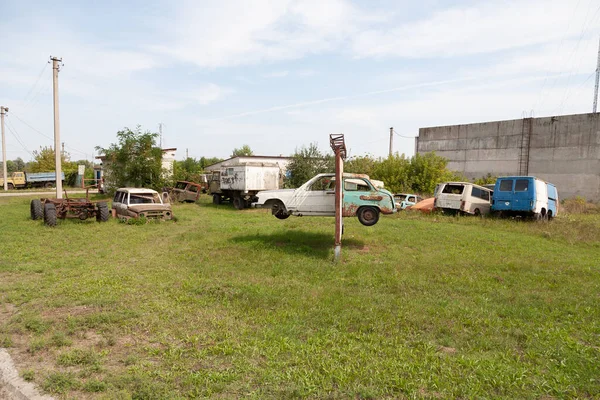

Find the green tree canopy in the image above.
[
  {"left": 96, "top": 126, "right": 164, "bottom": 191},
  {"left": 231, "top": 145, "right": 253, "bottom": 157},
  {"left": 29, "top": 146, "right": 70, "bottom": 172},
  {"left": 285, "top": 143, "right": 334, "bottom": 188}
]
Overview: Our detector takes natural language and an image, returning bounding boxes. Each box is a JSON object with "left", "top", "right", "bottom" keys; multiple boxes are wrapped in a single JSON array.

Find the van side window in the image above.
[
  {"left": 515, "top": 179, "right": 529, "bottom": 191},
  {"left": 499, "top": 180, "right": 513, "bottom": 191}
]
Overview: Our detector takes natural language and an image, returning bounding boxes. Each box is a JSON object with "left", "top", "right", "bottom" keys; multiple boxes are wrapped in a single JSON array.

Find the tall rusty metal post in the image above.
[{"left": 329, "top": 134, "right": 346, "bottom": 262}]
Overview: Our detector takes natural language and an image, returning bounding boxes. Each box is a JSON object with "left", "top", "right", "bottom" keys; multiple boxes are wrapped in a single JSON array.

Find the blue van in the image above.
[{"left": 491, "top": 176, "right": 558, "bottom": 220}]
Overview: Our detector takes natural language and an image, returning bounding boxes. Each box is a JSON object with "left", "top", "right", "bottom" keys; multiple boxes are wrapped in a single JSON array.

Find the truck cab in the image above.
[{"left": 0, "top": 172, "right": 26, "bottom": 189}]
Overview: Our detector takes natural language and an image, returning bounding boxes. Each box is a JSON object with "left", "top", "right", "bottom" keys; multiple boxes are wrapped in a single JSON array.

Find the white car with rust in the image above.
[
  {"left": 112, "top": 188, "right": 173, "bottom": 220},
  {"left": 254, "top": 173, "right": 396, "bottom": 226}
]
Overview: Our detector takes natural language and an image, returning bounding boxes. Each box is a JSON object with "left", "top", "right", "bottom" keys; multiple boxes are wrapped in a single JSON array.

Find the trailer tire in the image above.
[
  {"left": 212, "top": 194, "right": 221, "bottom": 205},
  {"left": 96, "top": 202, "right": 109, "bottom": 222},
  {"left": 233, "top": 197, "right": 245, "bottom": 210},
  {"left": 30, "top": 199, "right": 44, "bottom": 220},
  {"left": 357, "top": 206, "right": 379, "bottom": 226},
  {"left": 44, "top": 203, "right": 57, "bottom": 227}
]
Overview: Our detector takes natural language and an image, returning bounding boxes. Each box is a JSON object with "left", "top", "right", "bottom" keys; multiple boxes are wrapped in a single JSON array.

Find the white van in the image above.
[{"left": 434, "top": 182, "right": 493, "bottom": 216}]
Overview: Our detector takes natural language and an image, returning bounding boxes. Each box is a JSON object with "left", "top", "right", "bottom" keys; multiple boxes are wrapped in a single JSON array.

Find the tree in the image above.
[
  {"left": 344, "top": 155, "right": 377, "bottom": 177},
  {"left": 285, "top": 143, "right": 334, "bottom": 188},
  {"left": 406, "top": 152, "right": 464, "bottom": 195},
  {"left": 96, "top": 126, "right": 164, "bottom": 191},
  {"left": 371, "top": 153, "right": 411, "bottom": 193},
  {"left": 173, "top": 157, "right": 203, "bottom": 182},
  {"left": 231, "top": 145, "right": 253, "bottom": 157},
  {"left": 29, "top": 146, "right": 70, "bottom": 172}
]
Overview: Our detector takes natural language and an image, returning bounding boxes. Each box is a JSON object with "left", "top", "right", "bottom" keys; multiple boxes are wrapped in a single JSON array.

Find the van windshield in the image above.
[{"left": 441, "top": 184, "right": 464, "bottom": 195}]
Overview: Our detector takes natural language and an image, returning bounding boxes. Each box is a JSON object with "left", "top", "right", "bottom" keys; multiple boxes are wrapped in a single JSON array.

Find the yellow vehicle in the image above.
[{"left": 0, "top": 171, "right": 65, "bottom": 190}]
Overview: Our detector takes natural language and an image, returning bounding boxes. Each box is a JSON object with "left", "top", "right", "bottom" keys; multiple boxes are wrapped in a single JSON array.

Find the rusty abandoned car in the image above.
[
  {"left": 112, "top": 188, "right": 173, "bottom": 221},
  {"left": 253, "top": 173, "right": 396, "bottom": 226}
]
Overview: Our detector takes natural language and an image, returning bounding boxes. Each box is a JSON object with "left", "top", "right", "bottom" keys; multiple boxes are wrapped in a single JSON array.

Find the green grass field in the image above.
[{"left": 0, "top": 195, "right": 598, "bottom": 399}]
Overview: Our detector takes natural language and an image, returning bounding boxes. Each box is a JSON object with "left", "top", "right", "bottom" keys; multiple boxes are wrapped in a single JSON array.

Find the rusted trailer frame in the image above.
[{"left": 30, "top": 188, "right": 109, "bottom": 227}]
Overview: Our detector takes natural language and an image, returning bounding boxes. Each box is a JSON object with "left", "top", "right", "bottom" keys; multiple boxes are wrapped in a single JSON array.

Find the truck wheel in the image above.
[
  {"left": 212, "top": 194, "right": 221, "bottom": 205},
  {"left": 357, "top": 206, "right": 379, "bottom": 226},
  {"left": 233, "top": 197, "right": 244, "bottom": 210},
  {"left": 44, "top": 203, "right": 57, "bottom": 227},
  {"left": 271, "top": 201, "right": 290, "bottom": 220},
  {"left": 30, "top": 199, "right": 44, "bottom": 220},
  {"left": 7, "top": 183, "right": 14, "bottom": 190},
  {"left": 96, "top": 202, "right": 109, "bottom": 222},
  {"left": 44, "top": 182, "right": 54, "bottom": 189}
]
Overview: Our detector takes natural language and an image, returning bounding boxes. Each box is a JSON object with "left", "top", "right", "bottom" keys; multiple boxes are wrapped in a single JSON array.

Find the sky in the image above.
[{"left": 0, "top": 0, "right": 599, "bottom": 163}]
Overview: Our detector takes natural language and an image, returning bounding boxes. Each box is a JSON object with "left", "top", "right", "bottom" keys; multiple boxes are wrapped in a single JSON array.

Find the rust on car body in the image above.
[{"left": 359, "top": 195, "right": 383, "bottom": 201}]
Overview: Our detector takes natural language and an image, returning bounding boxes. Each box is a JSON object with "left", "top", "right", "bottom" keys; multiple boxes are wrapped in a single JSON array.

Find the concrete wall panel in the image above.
[{"left": 417, "top": 112, "right": 600, "bottom": 200}]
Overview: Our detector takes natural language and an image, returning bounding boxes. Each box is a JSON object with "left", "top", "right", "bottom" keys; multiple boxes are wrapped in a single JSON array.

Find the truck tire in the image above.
[
  {"left": 357, "top": 206, "right": 379, "bottom": 226},
  {"left": 30, "top": 199, "right": 43, "bottom": 220},
  {"left": 212, "top": 194, "right": 221, "bottom": 205},
  {"left": 96, "top": 202, "right": 109, "bottom": 222},
  {"left": 233, "top": 197, "right": 245, "bottom": 210},
  {"left": 44, "top": 203, "right": 57, "bottom": 227},
  {"left": 7, "top": 183, "right": 14, "bottom": 190},
  {"left": 44, "top": 181, "right": 55, "bottom": 189}
]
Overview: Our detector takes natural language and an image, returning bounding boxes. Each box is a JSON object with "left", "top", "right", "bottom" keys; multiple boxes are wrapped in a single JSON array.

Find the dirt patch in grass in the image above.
[
  {"left": 0, "top": 303, "right": 17, "bottom": 321},
  {"left": 41, "top": 305, "right": 99, "bottom": 320}
]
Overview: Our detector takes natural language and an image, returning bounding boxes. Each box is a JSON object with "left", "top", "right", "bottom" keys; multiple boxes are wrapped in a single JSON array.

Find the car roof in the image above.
[{"left": 116, "top": 188, "right": 159, "bottom": 194}]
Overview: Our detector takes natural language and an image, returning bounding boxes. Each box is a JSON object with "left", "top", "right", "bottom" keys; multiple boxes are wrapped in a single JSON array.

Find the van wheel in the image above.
[
  {"left": 357, "top": 206, "right": 379, "bottom": 226},
  {"left": 547, "top": 210, "right": 553, "bottom": 220},
  {"left": 474, "top": 208, "right": 481, "bottom": 217}
]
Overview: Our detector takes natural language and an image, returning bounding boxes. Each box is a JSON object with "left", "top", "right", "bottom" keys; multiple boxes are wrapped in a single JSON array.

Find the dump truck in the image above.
[
  {"left": 209, "top": 162, "right": 282, "bottom": 209},
  {"left": 1, "top": 171, "right": 66, "bottom": 189}
]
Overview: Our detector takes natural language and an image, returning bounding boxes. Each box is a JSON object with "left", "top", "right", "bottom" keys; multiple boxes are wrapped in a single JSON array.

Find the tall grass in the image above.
[{"left": 0, "top": 195, "right": 598, "bottom": 399}]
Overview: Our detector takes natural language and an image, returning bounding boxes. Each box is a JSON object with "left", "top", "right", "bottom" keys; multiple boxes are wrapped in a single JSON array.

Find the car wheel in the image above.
[
  {"left": 272, "top": 201, "right": 290, "bottom": 220},
  {"left": 357, "top": 206, "right": 379, "bottom": 226}
]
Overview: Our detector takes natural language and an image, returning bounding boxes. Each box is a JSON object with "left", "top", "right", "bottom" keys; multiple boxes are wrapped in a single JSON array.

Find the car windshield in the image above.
[{"left": 129, "top": 193, "right": 160, "bottom": 204}]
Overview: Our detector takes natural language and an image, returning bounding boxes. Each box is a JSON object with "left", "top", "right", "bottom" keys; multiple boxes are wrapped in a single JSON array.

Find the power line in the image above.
[
  {"left": 393, "top": 129, "right": 414, "bottom": 138},
  {"left": 10, "top": 112, "right": 90, "bottom": 159},
  {"left": 4, "top": 120, "right": 34, "bottom": 158},
  {"left": 21, "top": 62, "right": 49, "bottom": 105}
]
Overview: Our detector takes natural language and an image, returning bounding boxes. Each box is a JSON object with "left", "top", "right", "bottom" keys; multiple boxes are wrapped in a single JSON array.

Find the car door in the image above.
[{"left": 291, "top": 175, "right": 335, "bottom": 215}]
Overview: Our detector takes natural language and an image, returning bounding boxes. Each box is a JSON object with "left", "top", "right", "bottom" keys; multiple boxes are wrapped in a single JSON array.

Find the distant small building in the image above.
[{"left": 205, "top": 155, "right": 292, "bottom": 172}]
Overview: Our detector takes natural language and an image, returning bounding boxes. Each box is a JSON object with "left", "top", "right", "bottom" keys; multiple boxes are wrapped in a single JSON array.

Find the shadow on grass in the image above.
[{"left": 231, "top": 230, "right": 366, "bottom": 260}]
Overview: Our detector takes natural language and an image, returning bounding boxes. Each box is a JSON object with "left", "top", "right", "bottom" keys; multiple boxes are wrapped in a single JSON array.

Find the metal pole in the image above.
[
  {"left": 593, "top": 35, "right": 600, "bottom": 113},
  {"left": 334, "top": 150, "right": 343, "bottom": 261},
  {"left": 389, "top": 127, "right": 393, "bottom": 157},
  {"left": 1, "top": 107, "right": 8, "bottom": 191},
  {"left": 51, "top": 56, "right": 63, "bottom": 198}
]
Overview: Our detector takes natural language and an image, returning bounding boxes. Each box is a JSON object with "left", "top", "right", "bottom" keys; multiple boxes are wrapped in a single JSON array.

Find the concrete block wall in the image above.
[{"left": 416, "top": 112, "right": 600, "bottom": 201}]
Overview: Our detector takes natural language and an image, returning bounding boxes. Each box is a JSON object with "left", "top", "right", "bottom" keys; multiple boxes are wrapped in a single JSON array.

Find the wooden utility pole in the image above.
[
  {"left": 389, "top": 127, "right": 393, "bottom": 157},
  {"left": 1, "top": 106, "right": 8, "bottom": 191},
  {"left": 51, "top": 56, "right": 63, "bottom": 198}
]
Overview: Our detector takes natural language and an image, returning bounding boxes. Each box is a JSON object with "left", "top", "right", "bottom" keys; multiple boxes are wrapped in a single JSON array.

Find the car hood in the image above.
[{"left": 128, "top": 204, "right": 172, "bottom": 212}]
